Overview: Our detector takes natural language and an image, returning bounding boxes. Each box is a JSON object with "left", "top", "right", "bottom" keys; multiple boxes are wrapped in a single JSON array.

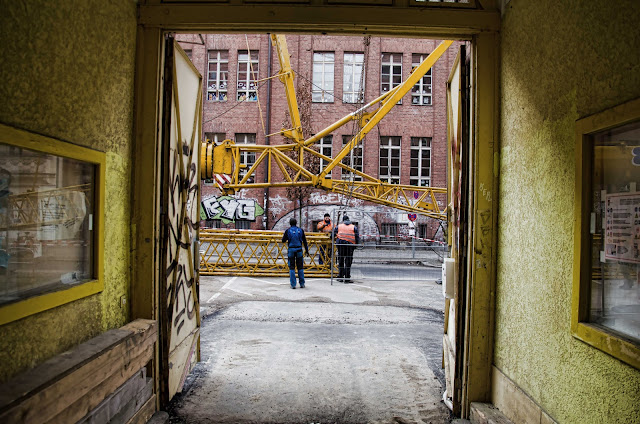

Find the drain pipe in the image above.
[
  {"left": 442, "top": 390, "right": 453, "bottom": 411},
  {"left": 263, "top": 34, "right": 273, "bottom": 229}
]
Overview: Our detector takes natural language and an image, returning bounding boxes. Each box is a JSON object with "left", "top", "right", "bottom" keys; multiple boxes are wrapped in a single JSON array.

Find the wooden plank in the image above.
[
  {"left": 0, "top": 328, "right": 131, "bottom": 407},
  {"left": 108, "top": 378, "right": 153, "bottom": 424},
  {"left": 126, "top": 394, "right": 156, "bottom": 424},
  {"left": 469, "top": 402, "right": 513, "bottom": 424},
  {"left": 45, "top": 345, "right": 154, "bottom": 424},
  {"left": 0, "top": 319, "right": 157, "bottom": 424},
  {"left": 76, "top": 369, "right": 147, "bottom": 424}
]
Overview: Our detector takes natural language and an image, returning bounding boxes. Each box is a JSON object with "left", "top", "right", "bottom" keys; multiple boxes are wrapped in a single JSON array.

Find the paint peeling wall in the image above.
[
  {"left": 497, "top": 0, "right": 640, "bottom": 422},
  {"left": 0, "top": 1, "right": 137, "bottom": 382}
]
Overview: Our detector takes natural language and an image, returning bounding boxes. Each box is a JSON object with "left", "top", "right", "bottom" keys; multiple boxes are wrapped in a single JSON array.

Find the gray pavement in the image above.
[{"left": 169, "top": 267, "right": 451, "bottom": 424}]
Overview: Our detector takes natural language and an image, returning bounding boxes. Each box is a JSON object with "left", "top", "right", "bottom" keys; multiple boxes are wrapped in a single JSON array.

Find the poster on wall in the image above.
[
  {"left": 202, "top": 195, "right": 264, "bottom": 224},
  {"left": 604, "top": 192, "right": 640, "bottom": 264}
]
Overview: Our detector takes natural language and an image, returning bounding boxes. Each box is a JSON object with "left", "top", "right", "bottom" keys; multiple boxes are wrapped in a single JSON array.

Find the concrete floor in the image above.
[{"left": 168, "top": 270, "right": 452, "bottom": 424}]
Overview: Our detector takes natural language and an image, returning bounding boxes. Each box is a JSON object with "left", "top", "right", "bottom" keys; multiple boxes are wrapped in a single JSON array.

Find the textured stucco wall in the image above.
[
  {"left": 0, "top": 0, "right": 137, "bottom": 382},
  {"left": 497, "top": 0, "right": 640, "bottom": 422}
]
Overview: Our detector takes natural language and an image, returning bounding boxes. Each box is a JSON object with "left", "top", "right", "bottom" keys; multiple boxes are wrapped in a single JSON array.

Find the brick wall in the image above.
[{"left": 178, "top": 33, "right": 461, "bottom": 241}]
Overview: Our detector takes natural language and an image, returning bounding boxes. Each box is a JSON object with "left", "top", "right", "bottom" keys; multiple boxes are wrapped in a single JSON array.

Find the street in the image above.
[{"left": 168, "top": 266, "right": 451, "bottom": 423}]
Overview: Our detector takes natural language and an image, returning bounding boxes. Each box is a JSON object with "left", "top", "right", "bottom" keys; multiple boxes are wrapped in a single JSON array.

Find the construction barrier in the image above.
[{"left": 199, "top": 229, "right": 335, "bottom": 277}]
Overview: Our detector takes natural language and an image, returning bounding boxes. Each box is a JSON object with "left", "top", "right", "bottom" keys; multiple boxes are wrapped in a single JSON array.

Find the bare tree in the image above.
[{"left": 282, "top": 78, "right": 319, "bottom": 228}]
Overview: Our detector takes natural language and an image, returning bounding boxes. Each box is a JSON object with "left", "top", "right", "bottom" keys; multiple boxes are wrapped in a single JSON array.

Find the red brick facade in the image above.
[{"left": 177, "top": 34, "right": 461, "bottom": 243}]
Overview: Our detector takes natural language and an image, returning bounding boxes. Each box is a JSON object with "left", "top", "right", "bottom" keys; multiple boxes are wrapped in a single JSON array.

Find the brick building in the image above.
[{"left": 177, "top": 33, "right": 462, "bottom": 243}]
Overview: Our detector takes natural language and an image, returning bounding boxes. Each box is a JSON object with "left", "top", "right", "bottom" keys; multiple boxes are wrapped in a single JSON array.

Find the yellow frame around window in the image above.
[
  {"left": 0, "top": 123, "right": 105, "bottom": 326},
  {"left": 572, "top": 97, "right": 640, "bottom": 370}
]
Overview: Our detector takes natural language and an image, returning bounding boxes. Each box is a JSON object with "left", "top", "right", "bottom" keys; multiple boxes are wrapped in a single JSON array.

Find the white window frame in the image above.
[
  {"left": 341, "top": 135, "right": 363, "bottom": 181},
  {"left": 205, "top": 132, "right": 225, "bottom": 144},
  {"left": 312, "top": 52, "right": 335, "bottom": 103},
  {"left": 411, "top": 53, "right": 433, "bottom": 106},
  {"left": 235, "top": 133, "right": 256, "bottom": 182},
  {"left": 381, "top": 53, "right": 403, "bottom": 104},
  {"left": 207, "top": 50, "right": 228, "bottom": 102},
  {"left": 379, "top": 136, "right": 401, "bottom": 184},
  {"left": 237, "top": 50, "right": 259, "bottom": 102},
  {"left": 409, "top": 137, "right": 432, "bottom": 186},
  {"left": 343, "top": 52, "right": 365, "bottom": 103},
  {"left": 318, "top": 135, "right": 333, "bottom": 178}
]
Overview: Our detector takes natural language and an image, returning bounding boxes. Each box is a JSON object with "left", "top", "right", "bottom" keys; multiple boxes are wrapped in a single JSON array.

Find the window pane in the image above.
[
  {"left": 0, "top": 143, "right": 95, "bottom": 305},
  {"left": 588, "top": 120, "right": 640, "bottom": 342}
]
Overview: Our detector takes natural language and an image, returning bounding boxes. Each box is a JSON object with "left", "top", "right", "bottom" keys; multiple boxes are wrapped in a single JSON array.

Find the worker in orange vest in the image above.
[
  {"left": 316, "top": 213, "right": 333, "bottom": 265},
  {"left": 333, "top": 215, "right": 359, "bottom": 283}
]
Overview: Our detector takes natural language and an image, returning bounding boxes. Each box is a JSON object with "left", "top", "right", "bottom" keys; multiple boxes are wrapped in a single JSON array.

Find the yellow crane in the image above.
[{"left": 201, "top": 35, "right": 453, "bottom": 220}]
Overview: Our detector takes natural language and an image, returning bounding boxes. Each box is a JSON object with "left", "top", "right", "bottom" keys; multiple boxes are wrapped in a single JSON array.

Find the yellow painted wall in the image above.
[
  {"left": 0, "top": 0, "right": 137, "bottom": 382},
  {"left": 497, "top": 0, "right": 640, "bottom": 422}
]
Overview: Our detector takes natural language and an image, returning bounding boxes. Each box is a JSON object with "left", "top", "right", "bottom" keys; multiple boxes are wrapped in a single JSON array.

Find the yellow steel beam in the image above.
[
  {"left": 318, "top": 40, "right": 454, "bottom": 179},
  {"left": 201, "top": 36, "right": 453, "bottom": 219},
  {"left": 199, "top": 229, "right": 335, "bottom": 277},
  {"left": 271, "top": 34, "right": 304, "bottom": 144}
]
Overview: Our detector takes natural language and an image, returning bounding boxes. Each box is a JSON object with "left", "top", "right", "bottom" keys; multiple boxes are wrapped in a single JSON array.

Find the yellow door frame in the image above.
[{"left": 132, "top": 1, "right": 500, "bottom": 417}]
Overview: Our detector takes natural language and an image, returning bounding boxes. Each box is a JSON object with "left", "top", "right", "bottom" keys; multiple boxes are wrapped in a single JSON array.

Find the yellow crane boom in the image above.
[{"left": 201, "top": 35, "right": 453, "bottom": 220}]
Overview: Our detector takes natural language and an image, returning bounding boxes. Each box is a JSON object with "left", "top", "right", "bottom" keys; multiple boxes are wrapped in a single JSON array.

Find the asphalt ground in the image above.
[{"left": 168, "top": 266, "right": 451, "bottom": 424}]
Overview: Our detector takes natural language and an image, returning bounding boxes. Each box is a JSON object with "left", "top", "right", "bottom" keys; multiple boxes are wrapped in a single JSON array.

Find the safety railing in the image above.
[{"left": 199, "top": 229, "right": 335, "bottom": 277}]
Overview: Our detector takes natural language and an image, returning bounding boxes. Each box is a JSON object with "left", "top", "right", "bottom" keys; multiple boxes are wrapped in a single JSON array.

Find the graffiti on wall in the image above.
[{"left": 202, "top": 195, "right": 264, "bottom": 223}]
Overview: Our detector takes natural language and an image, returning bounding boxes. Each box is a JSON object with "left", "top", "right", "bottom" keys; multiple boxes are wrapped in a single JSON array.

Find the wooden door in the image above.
[
  {"left": 443, "top": 45, "right": 470, "bottom": 416},
  {"left": 159, "top": 37, "right": 202, "bottom": 404}
]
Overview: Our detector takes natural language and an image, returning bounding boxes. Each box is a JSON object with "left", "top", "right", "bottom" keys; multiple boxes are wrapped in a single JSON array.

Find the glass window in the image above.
[
  {"left": 410, "top": 137, "right": 432, "bottom": 187},
  {"left": 381, "top": 223, "right": 398, "bottom": 241},
  {"left": 573, "top": 99, "right": 640, "bottom": 370},
  {"left": 312, "top": 52, "right": 335, "bottom": 103},
  {"left": 381, "top": 53, "right": 402, "bottom": 104},
  {"left": 235, "top": 220, "right": 251, "bottom": 230},
  {"left": 411, "top": 53, "right": 433, "bottom": 106},
  {"left": 341, "top": 135, "right": 363, "bottom": 181},
  {"left": 235, "top": 133, "right": 256, "bottom": 182},
  {"left": 237, "top": 50, "right": 259, "bottom": 102},
  {"left": 343, "top": 52, "right": 365, "bottom": 104},
  {"left": 318, "top": 135, "right": 333, "bottom": 179},
  {"left": 207, "top": 50, "right": 229, "bottom": 102},
  {"left": 205, "top": 132, "right": 225, "bottom": 144},
  {"left": 588, "top": 121, "right": 640, "bottom": 342},
  {"left": 379, "top": 136, "right": 401, "bottom": 184},
  {"left": 0, "top": 143, "right": 96, "bottom": 305}
]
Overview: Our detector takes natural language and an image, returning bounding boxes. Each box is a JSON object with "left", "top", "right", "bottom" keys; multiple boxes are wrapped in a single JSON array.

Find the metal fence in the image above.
[
  {"left": 199, "top": 229, "right": 335, "bottom": 277},
  {"left": 329, "top": 208, "right": 446, "bottom": 284}
]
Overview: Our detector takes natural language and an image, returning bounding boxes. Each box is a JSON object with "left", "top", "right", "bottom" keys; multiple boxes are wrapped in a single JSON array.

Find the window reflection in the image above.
[
  {"left": 589, "top": 121, "right": 640, "bottom": 342},
  {"left": 0, "top": 143, "right": 95, "bottom": 304}
]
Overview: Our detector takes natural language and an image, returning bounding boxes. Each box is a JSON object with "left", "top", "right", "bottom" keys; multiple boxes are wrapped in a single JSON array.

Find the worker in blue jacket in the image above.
[{"left": 282, "top": 218, "right": 309, "bottom": 289}]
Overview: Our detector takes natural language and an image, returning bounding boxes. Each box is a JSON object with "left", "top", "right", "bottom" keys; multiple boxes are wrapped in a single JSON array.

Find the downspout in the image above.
[{"left": 263, "top": 35, "right": 273, "bottom": 229}]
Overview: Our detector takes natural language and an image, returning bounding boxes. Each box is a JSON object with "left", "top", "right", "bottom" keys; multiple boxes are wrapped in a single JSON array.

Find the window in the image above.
[
  {"left": 379, "top": 136, "right": 401, "bottom": 184},
  {"left": 312, "top": 52, "right": 334, "bottom": 103},
  {"left": 207, "top": 50, "right": 228, "bottom": 102},
  {"left": 411, "top": 53, "right": 432, "bottom": 106},
  {"left": 343, "top": 52, "right": 364, "bottom": 103},
  {"left": 341, "top": 135, "right": 363, "bottom": 181},
  {"left": 235, "top": 133, "right": 256, "bottom": 182},
  {"left": 381, "top": 223, "right": 398, "bottom": 241},
  {"left": 183, "top": 49, "right": 193, "bottom": 60},
  {"left": 410, "top": 137, "right": 432, "bottom": 186},
  {"left": 318, "top": 135, "right": 333, "bottom": 178},
  {"left": 205, "top": 132, "right": 225, "bottom": 144},
  {"left": 573, "top": 98, "right": 640, "bottom": 370},
  {"left": 381, "top": 53, "right": 402, "bottom": 103},
  {"left": 237, "top": 50, "right": 259, "bottom": 102},
  {"left": 235, "top": 220, "right": 251, "bottom": 230},
  {"left": 0, "top": 124, "right": 105, "bottom": 325}
]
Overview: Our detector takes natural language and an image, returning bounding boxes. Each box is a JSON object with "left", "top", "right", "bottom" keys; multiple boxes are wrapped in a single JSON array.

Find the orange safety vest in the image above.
[
  {"left": 336, "top": 223, "right": 356, "bottom": 244},
  {"left": 317, "top": 220, "right": 333, "bottom": 233}
]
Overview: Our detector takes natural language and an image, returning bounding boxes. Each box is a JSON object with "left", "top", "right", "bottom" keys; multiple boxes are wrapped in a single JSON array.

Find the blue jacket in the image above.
[{"left": 282, "top": 225, "right": 309, "bottom": 252}]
